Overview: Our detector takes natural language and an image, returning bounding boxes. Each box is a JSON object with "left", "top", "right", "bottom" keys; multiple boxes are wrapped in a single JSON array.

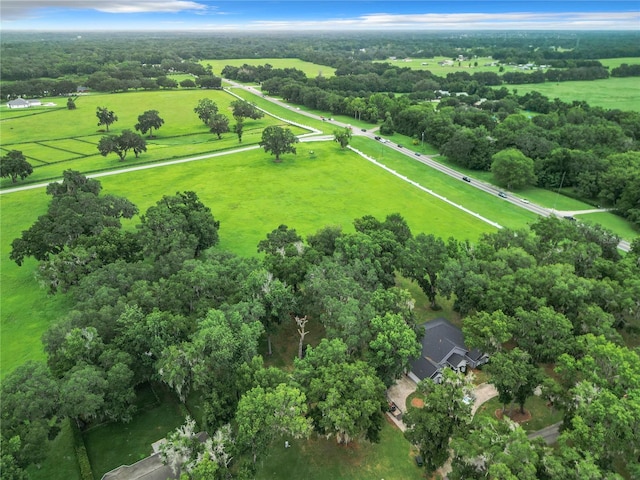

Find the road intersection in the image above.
[{"left": 1, "top": 80, "right": 632, "bottom": 252}]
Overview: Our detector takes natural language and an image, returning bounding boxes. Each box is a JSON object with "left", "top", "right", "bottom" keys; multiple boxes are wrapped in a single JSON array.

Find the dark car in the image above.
[
  {"left": 397, "top": 144, "right": 403, "bottom": 148},
  {"left": 374, "top": 136, "right": 381, "bottom": 140},
  {"left": 563, "top": 215, "right": 577, "bottom": 221},
  {"left": 462, "top": 176, "right": 471, "bottom": 182},
  {"left": 498, "top": 192, "right": 507, "bottom": 198},
  {"left": 361, "top": 128, "right": 367, "bottom": 132},
  {"left": 414, "top": 152, "right": 421, "bottom": 156},
  {"left": 415, "top": 455, "right": 424, "bottom": 467}
]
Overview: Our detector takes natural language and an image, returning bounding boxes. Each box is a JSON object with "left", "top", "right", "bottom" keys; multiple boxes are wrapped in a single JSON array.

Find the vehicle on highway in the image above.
[
  {"left": 563, "top": 215, "right": 577, "bottom": 221},
  {"left": 374, "top": 136, "right": 381, "bottom": 140},
  {"left": 414, "top": 152, "right": 421, "bottom": 156},
  {"left": 498, "top": 192, "right": 507, "bottom": 198},
  {"left": 520, "top": 198, "right": 530, "bottom": 204},
  {"left": 397, "top": 144, "right": 403, "bottom": 148},
  {"left": 361, "top": 128, "right": 367, "bottom": 132},
  {"left": 462, "top": 176, "right": 471, "bottom": 182}
]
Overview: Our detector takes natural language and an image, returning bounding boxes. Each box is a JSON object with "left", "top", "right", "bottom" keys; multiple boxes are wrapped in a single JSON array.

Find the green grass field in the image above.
[
  {"left": 201, "top": 58, "right": 336, "bottom": 79},
  {"left": 84, "top": 385, "right": 186, "bottom": 478},
  {"left": 505, "top": 77, "right": 640, "bottom": 112},
  {"left": 27, "top": 419, "right": 81, "bottom": 480},
  {"left": 256, "top": 421, "right": 423, "bottom": 480},
  {"left": 0, "top": 141, "right": 495, "bottom": 377},
  {"left": 375, "top": 55, "right": 506, "bottom": 76},
  {"left": 0, "top": 89, "right": 306, "bottom": 188}
]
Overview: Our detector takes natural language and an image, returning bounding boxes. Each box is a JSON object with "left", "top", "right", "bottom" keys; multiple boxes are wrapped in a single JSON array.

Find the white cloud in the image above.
[
  {"left": 1, "top": 0, "right": 208, "bottom": 20},
  {"left": 242, "top": 11, "right": 640, "bottom": 31}
]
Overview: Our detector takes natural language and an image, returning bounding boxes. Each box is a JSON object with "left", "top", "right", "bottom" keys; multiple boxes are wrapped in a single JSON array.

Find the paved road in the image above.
[
  {"left": 528, "top": 421, "right": 562, "bottom": 445},
  {"left": 2, "top": 80, "right": 633, "bottom": 252},
  {"left": 227, "top": 81, "right": 632, "bottom": 252}
]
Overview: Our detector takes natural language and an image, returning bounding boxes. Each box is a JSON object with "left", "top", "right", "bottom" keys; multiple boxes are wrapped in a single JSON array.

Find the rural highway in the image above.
[
  {"left": 226, "top": 80, "right": 632, "bottom": 252},
  {"left": 1, "top": 80, "right": 632, "bottom": 253}
]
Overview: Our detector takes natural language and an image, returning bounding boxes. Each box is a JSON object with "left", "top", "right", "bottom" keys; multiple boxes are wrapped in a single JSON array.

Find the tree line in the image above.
[{"left": 3, "top": 168, "right": 639, "bottom": 478}]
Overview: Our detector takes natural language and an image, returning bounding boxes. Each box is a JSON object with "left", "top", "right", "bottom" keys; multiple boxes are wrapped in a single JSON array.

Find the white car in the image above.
[{"left": 520, "top": 198, "right": 530, "bottom": 204}]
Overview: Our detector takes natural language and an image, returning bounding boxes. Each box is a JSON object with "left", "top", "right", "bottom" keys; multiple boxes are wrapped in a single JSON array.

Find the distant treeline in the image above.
[{"left": 1, "top": 30, "right": 639, "bottom": 83}]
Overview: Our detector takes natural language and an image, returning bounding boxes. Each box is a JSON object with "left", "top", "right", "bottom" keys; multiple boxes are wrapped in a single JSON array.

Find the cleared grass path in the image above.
[{"left": 349, "top": 145, "right": 503, "bottom": 230}]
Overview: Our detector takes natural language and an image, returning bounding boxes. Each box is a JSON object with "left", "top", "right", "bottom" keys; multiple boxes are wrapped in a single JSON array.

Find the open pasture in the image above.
[
  {"left": 0, "top": 141, "right": 494, "bottom": 377},
  {"left": 201, "top": 57, "right": 336, "bottom": 79},
  {"left": 599, "top": 57, "right": 640, "bottom": 69},
  {"left": 501, "top": 76, "right": 640, "bottom": 112},
  {"left": 375, "top": 55, "right": 505, "bottom": 76},
  {"left": 256, "top": 421, "right": 422, "bottom": 480},
  {"left": 0, "top": 89, "right": 305, "bottom": 187}
]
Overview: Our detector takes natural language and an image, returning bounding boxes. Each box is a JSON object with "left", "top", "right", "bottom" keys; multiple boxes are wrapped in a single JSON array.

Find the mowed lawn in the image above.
[
  {"left": 0, "top": 89, "right": 304, "bottom": 188},
  {"left": 256, "top": 420, "right": 423, "bottom": 480},
  {"left": 201, "top": 58, "right": 336, "bottom": 78},
  {"left": 0, "top": 141, "right": 494, "bottom": 377}
]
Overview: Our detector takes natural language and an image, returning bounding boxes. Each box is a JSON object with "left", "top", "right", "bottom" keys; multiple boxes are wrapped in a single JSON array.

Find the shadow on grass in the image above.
[
  {"left": 256, "top": 419, "right": 424, "bottom": 480},
  {"left": 83, "top": 384, "right": 186, "bottom": 479},
  {"left": 473, "top": 395, "right": 563, "bottom": 433}
]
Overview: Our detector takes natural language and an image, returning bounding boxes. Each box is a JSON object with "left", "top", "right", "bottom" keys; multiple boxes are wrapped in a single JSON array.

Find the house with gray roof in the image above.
[{"left": 409, "top": 318, "right": 488, "bottom": 384}]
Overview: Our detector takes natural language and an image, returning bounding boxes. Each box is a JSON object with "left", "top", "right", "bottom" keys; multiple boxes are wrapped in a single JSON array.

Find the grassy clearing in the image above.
[
  {"left": 27, "top": 419, "right": 82, "bottom": 480},
  {"left": 83, "top": 385, "right": 185, "bottom": 478},
  {"left": 473, "top": 395, "right": 563, "bottom": 433},
  {"left": 1, "top": 141, "right": 493, "bottom": 376},
  {"left": 201, "top": 58, "right": 336, "bottom": 79},
  {"left": 504, "top": 77, "right": 640, "bottom": 112},
  {"left": 256, "top": 420, "right": 423, "bottom": 480}
]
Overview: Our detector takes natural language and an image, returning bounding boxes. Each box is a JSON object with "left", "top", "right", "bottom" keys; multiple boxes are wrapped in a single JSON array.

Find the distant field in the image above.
[
  {"left": 201, "top": 58, "right": 335, "bottom": 79},
  {"left": 374, "top": 56, "right": 505, "bottom": 76},
  {"left": 599, "top": 57, "right": 640, "bottom": 69},
  {"left": 504, "top": 77, "right": 640, "bottom": 112},
  {"left": 373, "top": 55, "right": 640, "bottom": 111}
]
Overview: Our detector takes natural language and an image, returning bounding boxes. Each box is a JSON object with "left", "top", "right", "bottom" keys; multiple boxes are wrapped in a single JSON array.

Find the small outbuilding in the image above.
[{"left": 7, "top": 98, "right": 30, "bottom": 109}]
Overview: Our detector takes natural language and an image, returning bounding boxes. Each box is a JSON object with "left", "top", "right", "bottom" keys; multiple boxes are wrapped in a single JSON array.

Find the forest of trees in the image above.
[
  {"left": 2, "top": 31, "right": 640, "bottom": 479},
  {"left": 2, "top": 170, "right": 639, "bottom": 478},
  {"left": 2, "top": 31, "right": 639, "bottom": 226}
]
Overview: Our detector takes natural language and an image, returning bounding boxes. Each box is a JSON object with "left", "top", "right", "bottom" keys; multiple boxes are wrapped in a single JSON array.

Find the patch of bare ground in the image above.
[{"left": 495, "top": 408, "right": 532, "bottom": 424}]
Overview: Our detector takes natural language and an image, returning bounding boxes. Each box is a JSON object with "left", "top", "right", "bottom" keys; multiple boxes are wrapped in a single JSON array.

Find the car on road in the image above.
[
  {"left": 361, "top": 128, "right": 367, "bottom": 132},
  {"left": 374, "top": 136, "right": 381, "bottom": 140},
  {"left": 414, "top": 152, "right": 421, "bottom": 156},
  {"left": 520, "top": 198, "right": 530, "bottom": 204},
  {"left": 462, "top": 176, "right": 471, "bottom": 182},
  {"left": 563, "top": 215, "right": 577, "bottom": 221},
  {"left": 397, "top": 144, "right": 403, "bottom": 148},
  {"left": 498, "top": 192, "right": 507, "bottom": 198}
]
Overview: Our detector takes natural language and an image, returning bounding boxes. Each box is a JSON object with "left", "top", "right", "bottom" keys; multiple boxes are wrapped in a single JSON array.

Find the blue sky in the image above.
[{"left": 1, "top": 1, "right": 639, "bottom": 31}]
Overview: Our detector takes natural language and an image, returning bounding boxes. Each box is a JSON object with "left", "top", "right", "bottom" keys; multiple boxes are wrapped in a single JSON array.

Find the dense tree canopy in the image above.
[{"left": 10, "top": 170, "right": 137, "bottom": 265}]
